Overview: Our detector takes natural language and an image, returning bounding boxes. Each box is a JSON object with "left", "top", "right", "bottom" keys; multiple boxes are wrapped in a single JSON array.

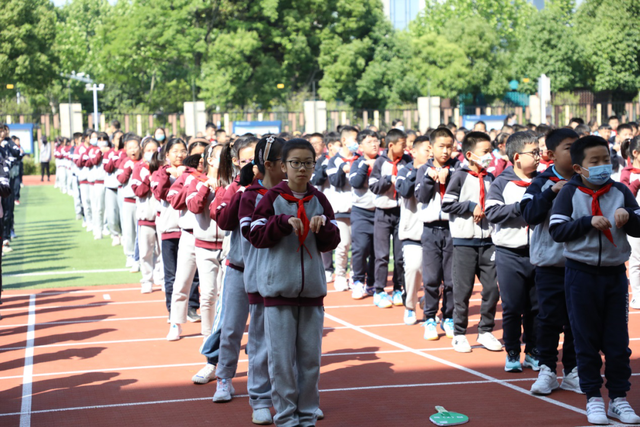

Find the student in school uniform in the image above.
[
  {"left": 250, "top": 138, "right": 340, "bottom": 427},
  {"left": 70, "top": 132, "right": 84, "bottom": 221},
  {"left": 310, "top": 132, "right": 341, "bottom": 284},
  {"left": 89, "top": 132, "right": 109, "bottom": 240},
  {"left": 103, "top": 131, "right": 125, "bottom": 246},
  {"left": 620, "top": 136, "right": 640, "bottom": 309},
  {"left": 415, "top": 127, "right": 459, "bottom": 340},
  {"left": 395, "top": 135, "right": 430, "bottom": 326},
  {"left": 165, "top": 139, "right": 209, "bottom": 341},
  {"left": 349, "top": 129, "right": 381, "bottom": 300},
  {"left": 75, "top": 130, "right": 93, "bottom": 229},
  {"left": 116, "top": 135, "right": 142, "bottom": 269},
  {"left": 549, "top": 136, "right": 640, "bottom": 425},
  {"left": 485, "top": 131, "right": 540, "bottom": 372},
  {"left": 186, "top": 143, "right": 225, "bottom": 337},
  {"left": 326, "top": 126, "right": 360, "bottom": 291},
  {"left": 131, "top": 137, "right": 164, "bottom": 294},
  {"left": 442, "top": 131, "right": 502, "bottom": 353},
  {"left": 368, "top": 128, "right": 412, "bottom": 308}
]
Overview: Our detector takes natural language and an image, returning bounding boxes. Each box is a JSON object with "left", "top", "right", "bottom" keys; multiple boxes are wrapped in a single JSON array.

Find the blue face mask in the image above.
[
  {"left": 581, "top": 164, "right": 612, "bottom": 185},
  {"left": 156, "top": 134, "right": 165, "bottom": 142},
  {"left": 346, "top": 141, "right": 359, "bottom": 153}
]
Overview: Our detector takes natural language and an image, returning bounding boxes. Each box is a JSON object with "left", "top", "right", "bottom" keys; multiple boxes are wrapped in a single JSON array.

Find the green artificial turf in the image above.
[{"left": 4, "top": 185, "right": 140, "bottom": 290}]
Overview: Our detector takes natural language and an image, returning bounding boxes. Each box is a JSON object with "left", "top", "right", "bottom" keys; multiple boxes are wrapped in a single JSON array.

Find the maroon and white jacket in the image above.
[
  {"left": 131, "top": 161, "right": 157, "bottom": 226},
  {"left": 151, "top": 164, "right": 181, "bottom": 240},
  {"left": 185, "top": 175, "right": 224, "bottom": 250}
]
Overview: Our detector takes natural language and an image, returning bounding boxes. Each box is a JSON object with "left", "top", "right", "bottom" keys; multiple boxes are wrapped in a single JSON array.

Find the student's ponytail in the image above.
[
  {"left": 149, "top": 151, "right": 163, "bottom": 174},
  {"left": 621, "top": 136, "right": 640, "bottom": 161},
  {"left": 239, "top": 162, "right": 256, "bottom": 186},
  {"left": 218, "top": 142, "right": 235, "bottom": 188}
]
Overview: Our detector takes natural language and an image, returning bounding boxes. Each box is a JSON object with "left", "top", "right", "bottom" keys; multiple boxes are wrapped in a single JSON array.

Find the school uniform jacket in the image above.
[
  {"left": 0, "top": 154, "right": 11, "bottom": 216},
  {"left": 239, "top": 182, "right": 269, "bottom": 299},
  {"left": 186, "top": 176, "right": 224, "bottom": 250},
  {"left": 549, "top": 175, "right": 640, "bottom": 270},
  {"left": 415, "top": 158, "right": 460, "bottom": 224},
  {"left": 395, "top": 161, "right": 422, "bottom": 242},
  {"left": 249, "top": 182, "right": 341, "bottom": 306},
  {"left": 116, "top": 158, "right": 139, "bottom": 200},
  {"left": 520, "top": 167, "right": 568, "bottom": 268},
  {"left": 487, "top": 154, "right": 509, "bottom": 177},
  {"left": 326, "top": 152, "right": 359, "bottom": 217},
  {"left": 88, "top": 146, "right": 104, "bottom": 184},
  {"left": 167, "top": 167, "right": 198, "bottom": 232},
  {"left": 441, "top": 165, "right": 494, "bottom": 245},
  {"left": 75, "top": 145, "right": 90, "bottom": 184},
  {"left": 620, "top": 164, "right": 640, "bottom": 197},
  {"left": 349, "top": 155, "right": 377, "bottom": 211},
  {"left": 213, "top": 180, "right": 244, "bottom": 269},
  {"left": 369, "top": 151, "right": 412, "bottom": 209},
  {"left": 103, "top": 149, "right": 124, "bottom": 189},
  {"left": 151, "top": 165, "right": 181, "bottom": 240},
  {"left": 485, "top": 166, "right": 534, "bottom": 249},
  {"left": 131, "top": 161, "right": 156, "bottom": 227}
]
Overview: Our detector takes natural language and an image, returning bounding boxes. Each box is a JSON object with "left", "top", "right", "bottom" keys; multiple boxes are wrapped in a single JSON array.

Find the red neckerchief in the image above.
[
  {"left": 279, "top": 192, "right": 314, "bottom": 255},
  {"left": 391, "top": 157, "right": 402, "bottom": 176},
  {"left": 468, "top": 169, "right": 488, "bottom": 211},
  {"left": 540, "top": 159, "right": 554, "bottom": 167},
  {"left": 576, "top": 182, "right": 615, "bottom": 246},
  {"left": 512, "top": 180, "right": 531, "bottom": 187},
  {"left": 629, "top": 168, "right": 640, "bottom": 174}
]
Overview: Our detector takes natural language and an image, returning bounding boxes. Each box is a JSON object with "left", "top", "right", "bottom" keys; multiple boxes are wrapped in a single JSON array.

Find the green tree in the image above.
[
  {"left": 575, "top": 0, "right": 640, "bottom": 93},
  {"left": 512, "top": 0, "right": 585, "bottom": 94},
  {"left": 0, "top": 0, "right": 57, "bottom": 96}
]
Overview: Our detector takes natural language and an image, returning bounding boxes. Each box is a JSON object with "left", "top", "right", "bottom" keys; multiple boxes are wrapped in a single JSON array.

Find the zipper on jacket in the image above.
[
  {"left": 298, "top": 249, "right": 305, "bottom": 297},
  {"left": 598, "top": 232, "right": 602, "bottom": 267}
]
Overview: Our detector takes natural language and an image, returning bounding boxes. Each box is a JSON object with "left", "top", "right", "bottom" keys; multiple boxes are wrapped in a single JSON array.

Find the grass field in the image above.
[{"left": 4, "top": 185, "right": 140, "bottom": 290}]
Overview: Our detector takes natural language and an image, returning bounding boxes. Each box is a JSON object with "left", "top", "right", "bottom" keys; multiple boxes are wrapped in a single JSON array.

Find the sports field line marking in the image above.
[
  {"left": 0, "top": 345, "right": 500, "bottom": 380},
  {"left": 6, "top": 268, "right": 130, "bottom": 278},
  {"left": 324, "top": 312, "right": 588, "bottom": 416},
  {"left": 19, "top": 295, "right": 36, "bottom": 427},
  {"left": 0, "top": 299, "right": 166, "bottom": 313},
  {"left": 5, "top": 287, "right": 150, "bottom": 298},
  {"left": 0, "top": 315, "right": 168, "bottom": 329},
  {"left": 0, "top": 377, "right": 542, "bottom": 417}
]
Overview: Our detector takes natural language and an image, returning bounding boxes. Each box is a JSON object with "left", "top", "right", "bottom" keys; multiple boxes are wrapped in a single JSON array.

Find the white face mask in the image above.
[
  {"left": 144, "top": 152, "right": 153, "bottom": 162},
  {"left": 90, "top": 138, "right": 98, "bottom": 146},
  {"left": 470, "top": 152, "right": 492, "bottom": 169}
]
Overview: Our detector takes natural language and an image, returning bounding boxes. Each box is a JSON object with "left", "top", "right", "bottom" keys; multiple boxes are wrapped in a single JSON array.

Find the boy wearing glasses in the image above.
[
  {"left": 485, "top": 131, "right": 540, "bottom": 372},
  {"left": 368, "top": 128, "right": 412, "bottom": 308}
]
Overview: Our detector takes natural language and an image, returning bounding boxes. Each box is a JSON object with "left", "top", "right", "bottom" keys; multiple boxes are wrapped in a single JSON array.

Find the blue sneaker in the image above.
[
  {"left": 441, "top": 318, "right": 454, "bottom": 338},
  {"left": 365, "top": 285, "right": 375, "bottom": 297},
  {"left": 423, "top": 318, "right": 439, "bottom": 340},
  {"left": 523, "top": 351, "right": 540, "bottom": 371},
  {"left": 392, "top": 290, "right": 403, "bottom": 306},
  {"left": 403, "top": 309, "right": 417, "bottom": 325},
  {"left": 505, "top": 350, "right": 522, "bottom": 373},
  {"left": 373, "top": 292, "right": 393, "bottom": 308}
]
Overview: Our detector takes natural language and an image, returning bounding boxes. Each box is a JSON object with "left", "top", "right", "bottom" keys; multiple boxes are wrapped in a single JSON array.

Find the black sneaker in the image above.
[{"left": 187, "top": 308, "right": 201, "bottom": 323}]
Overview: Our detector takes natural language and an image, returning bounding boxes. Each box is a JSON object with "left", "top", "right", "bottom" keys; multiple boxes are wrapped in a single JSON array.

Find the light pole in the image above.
[{"left": 86, "top": 83, "right": 105, "bottom": 131}]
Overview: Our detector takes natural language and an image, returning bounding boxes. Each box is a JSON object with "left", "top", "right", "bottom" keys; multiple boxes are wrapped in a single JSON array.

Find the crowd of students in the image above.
[{"left": 49, "top": 115, "right": 640, "bottom": 426}]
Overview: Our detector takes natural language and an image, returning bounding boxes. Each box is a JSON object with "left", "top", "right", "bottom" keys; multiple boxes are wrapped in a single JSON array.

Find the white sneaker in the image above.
[
  {"left": 334, "top": 275, "right": 349, "bottom": 291},
  {"left": 423, "top": 318, "right": 439, "bottom": 340},
  {"left": 403, "top": 309, "right": 417, "bottom": 325},
  {"left": 477, "top": 332, "right": 503, "bottom": 351},
  {"left": 86, "top": 224, "right": 93, "bottom": 232},
  {"left": 102, "top": 228, "right": 110, "bottom": 236},
  {"left": 93, "top": 234, "right": 102, "bottom": 240},
  {"left": 630, "top": 297, "right": 640, "bottom": 310},
  {"left": 141, "top": 283, "right": 153, "bottom": 294},
  {"left": 111, "top": 236, "right": 121, "bottom": 246},
  {"left": 608, "top": 397, "right": 640, "bottom": 424},
  {"left": 82, "top": 221, "right": 87, "bottom": 228},
  {"left": 166, "top": 324, "right": 181, "bottom": 341},
  {"left": 325, "top": 270, "right": 334, "bottom": 283},
  {"left": 130, "top": 263, "right": 140, "bottom": 273},
  {"left": 192, "top": 363, "right": 216, "bottom": 384},
  {"left": 351, "top": 281, "right": 366, "bottom": 300},
  {"left": 559, "top": 367, "right": 584, "bottom": 394},
  {"left": 316, "top": 408, "right": 324, "bottom": 420},
  {"left": 212, "top": 378, "right": 234, "bottom": 402},
  {"left": 251, "top": 408, "right": 273, "bottom": 425},
  {"left": 452, "top": 335, "right": 472, "bottom": 353},
  {"left": 530, "top": 365, "right": 559, "bottom": 395},
  {"left": 125, "top": 257, "right": 134, "bottom": 268},
  {"left": 587, "top": 397, "right": 609, "bottom": 425}
]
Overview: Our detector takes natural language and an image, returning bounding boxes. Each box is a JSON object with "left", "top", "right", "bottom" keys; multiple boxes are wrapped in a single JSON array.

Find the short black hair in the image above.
[
  {"left": 391, "top": 119, "right": 403, "bottom": 127},
  {"left": 282, "top": 138, "right": 315, "bottom": 163},
  {"left": 506, "top": 131, "right": 538, "bottom": 164},
  {"left": 324, "top": 131, "right": 340, "bottom": 146},
  {"left": 429, "top": 127, "right": 454, "bottom": 144},
  {"left": 110, "top": 119, "right": 121, "bottom": 129},
  {"left": 340, "top": 126, "right": 358, "bottom": 140},
  {"left": 307, "top": 132, "right": 324, "bottom": 141},
  {"left": 569, "top": 117, "right": 584, "bottom": 125},
  {"left": 412, "top": 135, "right": 429, "bottom": 148},
  {"left": 617, "top": 123, "right": 633, "bottom": 134},
  {"left": 570, "top": 135, "right": 609, "bottom": 166},
  {"left": 545, "top": 128, "right": 579, "bottom": 152},
  {"left": 73, "top": 132, "right": 83, "bottom": 140},
  {"left": 357, "top": 129, "right": 379, "bottom": 144},
  {"left": 474, "top": 120, "right": 486, "bottom": 129},
  {"left": 536, "top": 124, "right": 552, "bottom": 136},
  {"left": 575, "top": 124, "right": 591, "bottom": 137},
  {"left": 206, "top": 122, "right": 216, "bottom": 130},
  {"left": 598, "top": 124, "right": 612, "bottom": 131},
  {"left": 386, "top": 128, "right": 407, "bottom": 145},
  {"left": 608, "top": 115, "right": 619, "bottom": 122},
  {"left": 446, "top": 122, "right": 457, "bottom": 131},
  {"left": 215, "top": 128, "right": 226, "bottom": 136},
  {"left": 462, "top": 131, "right": 491, "bottom": 154}
]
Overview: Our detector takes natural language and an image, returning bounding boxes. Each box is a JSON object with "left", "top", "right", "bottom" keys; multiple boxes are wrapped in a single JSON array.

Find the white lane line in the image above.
[
  {"left": 19, "top": 295, "right": 36, "bottom": 427},
  {"left": 6, "top": 269, "right": 130, "bottom": 278},
  {"left": 0, "top": 377, "right": 539, "bottom": 417},
  {"left": 0, "top": 299, "right": 166, "bottom": 313},
  {"left": 0, "top": 315, "right": 168, "bottom": 329},
  {"left": 324, "top": 312, "right": 587, "bottom": 416},
  {"left": 103, "top": 294, "right": 111, "bottom": 300},
  {"left": 4, "top": 287, "right": 149, "bottom": 298}
]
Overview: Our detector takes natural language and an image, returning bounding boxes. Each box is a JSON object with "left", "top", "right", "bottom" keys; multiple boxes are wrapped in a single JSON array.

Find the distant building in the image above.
[{"left": 383, "top": 0, "right": 425, "bottom": 30}]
